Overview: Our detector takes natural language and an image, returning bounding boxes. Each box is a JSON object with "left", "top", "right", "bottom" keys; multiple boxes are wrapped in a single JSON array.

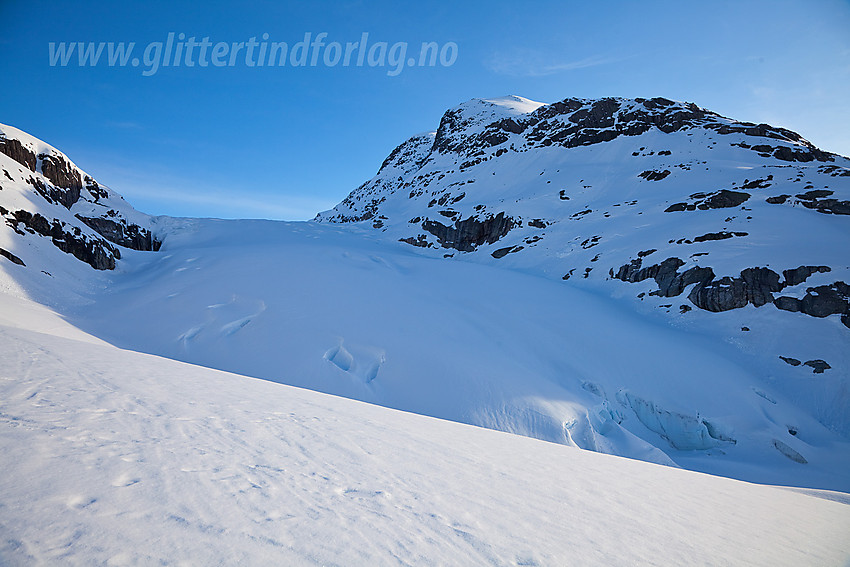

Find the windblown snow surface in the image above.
[{"left": 1, "top": 297, "right": 850, "bottom": 565}]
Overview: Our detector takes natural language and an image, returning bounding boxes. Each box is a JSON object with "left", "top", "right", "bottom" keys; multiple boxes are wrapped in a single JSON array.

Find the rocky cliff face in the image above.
[
  {"left": 317, "top": 94, "right": 850, "bottom": 384},
  {"left": 0, "top": 123, "right": 160, "bottom": 271}
]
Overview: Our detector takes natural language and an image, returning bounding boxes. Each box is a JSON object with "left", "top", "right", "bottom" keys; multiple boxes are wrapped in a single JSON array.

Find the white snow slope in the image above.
[{"left": 1, "top": 297, "right": 849, "bottom": 566}]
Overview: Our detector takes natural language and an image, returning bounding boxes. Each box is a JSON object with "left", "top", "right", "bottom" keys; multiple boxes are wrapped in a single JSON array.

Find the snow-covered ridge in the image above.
[{"left": 318, "top": 95, "right": 840, "bottom": 222}]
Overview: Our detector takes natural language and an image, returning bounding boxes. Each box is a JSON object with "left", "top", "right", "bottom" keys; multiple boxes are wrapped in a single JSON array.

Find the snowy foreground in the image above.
[{"left": 1, "top": 297, "right": 849, "bottom": 566}]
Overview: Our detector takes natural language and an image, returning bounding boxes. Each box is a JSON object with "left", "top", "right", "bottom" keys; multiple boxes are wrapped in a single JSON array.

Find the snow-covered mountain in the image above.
[
  {"left": 0, "top": 123, "right": 159, "bottom": 300},
  {"left": 1, "top": 97, "right": 849, "bottom": 499},
  {"left": 317, "top": 95, "right": 849, "bottom": 329}
]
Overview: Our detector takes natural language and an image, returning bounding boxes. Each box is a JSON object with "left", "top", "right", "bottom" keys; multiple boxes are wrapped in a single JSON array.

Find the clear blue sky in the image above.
[{"left": 1, "top": 0, "right": 848, "bottom": 220}]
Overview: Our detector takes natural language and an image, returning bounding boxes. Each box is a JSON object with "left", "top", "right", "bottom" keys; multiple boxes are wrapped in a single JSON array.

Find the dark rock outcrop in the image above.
[
  {"left": 615, "top": 257, "right": 845, "bottom": 320},
  {"left": 799, "top": 198, "right": 850, "bottom": 216},
  {"left": 84, "top": 176, "right": 109, "bottom": 201},
  {"left": 796, "top": 190, "right": 834, "bottom": 200},
  {"left": 613, "top": 256, "right": 716, "bottom": 298},
  {"left": 398, "top": 234, "right": 432, "bottom": 248},
  {"left": 774, "top": 296, "right": 802, "bottom": 312},
  {"left": 692, "top": 231, "right": 748, "bottom": 243},
  {"left": 25, "top": 174, "right": 76, "bottom": 208},
  {"left": 803, "top": 359, "right": 831, "bottom": 374},
  {"left": 740, "top": 175, "right": 773, "bottom": 190},
  {"left": 665, "top": 190, "right": 750, "bottom": 212},
  {"left": 38, "top": 154, "right": 82, "bottom": 207},
  {"left": 638, "top": 169, "right": 671, "bottom": 181},
  {"left": 0, "top": 137, "right": 37, "bottom": 171},
  {"left": 4, "top": 209, "right": 118, "bottom": 270},
  {"left": 732, "top": 140, "right": 833, "bottom": 163},
  {"left": 766, "top": 191, "right": 850, "bottom": 215},
  {"left": 782, "top": 266, "right": 831, "bottom": 287},
  {"left": 689, "top": 268, "right": 783, "bottom": 311},
  {"left": 492, "top": 245, "right": 523, "bottom": 259},
  {"left": 766, "top": 194, "right": 790, "bottom": 204},
  {"left": 818, "top": 165, "right": 850, "bottom": 177},
  {"left": 0, "top": 247, "right": 25, "bottom": 266},
  {"left": 76, "top": 215, "right": 161, "bottom": 252},
  {"left": 775, "top": 282, "right": 850, "bottom": 323},
  {"left": 421, "top": 212, "right": 517, "bottom": 252}
]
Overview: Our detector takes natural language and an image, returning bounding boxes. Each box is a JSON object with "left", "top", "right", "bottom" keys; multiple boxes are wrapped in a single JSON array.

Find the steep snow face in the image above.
[
  {"left": 1, "top": 302, "right": 849, "bottom": 566},
  {"left": 0, "top": 122, "right": 160, "bottom": 285}
]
